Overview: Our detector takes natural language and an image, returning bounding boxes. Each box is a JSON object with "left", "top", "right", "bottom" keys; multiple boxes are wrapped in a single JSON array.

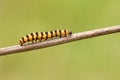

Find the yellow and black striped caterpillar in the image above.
[{"left": 19, "top": 30, "right": 72, "bottom": 46}]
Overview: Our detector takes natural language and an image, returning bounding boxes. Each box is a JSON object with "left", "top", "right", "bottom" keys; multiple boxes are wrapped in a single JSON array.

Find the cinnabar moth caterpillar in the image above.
[{"left": 19, "top": 30, "right": 72, "bottom": 46}]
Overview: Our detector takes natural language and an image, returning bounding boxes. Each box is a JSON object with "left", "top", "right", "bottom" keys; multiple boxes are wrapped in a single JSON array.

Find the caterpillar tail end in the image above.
[{"left": 19, "top": 39, "right": 23, "bottom": 46}]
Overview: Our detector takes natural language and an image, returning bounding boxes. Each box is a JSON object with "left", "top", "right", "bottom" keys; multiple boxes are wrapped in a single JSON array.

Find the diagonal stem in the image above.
[{"left": 0, "top": 25, "right": 120, "bottom": 56}]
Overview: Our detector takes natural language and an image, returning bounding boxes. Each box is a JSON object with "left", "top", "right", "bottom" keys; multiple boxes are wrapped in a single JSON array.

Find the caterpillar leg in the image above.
[{"left": 31, "top": 40, "right": 34, "bottom": 44}]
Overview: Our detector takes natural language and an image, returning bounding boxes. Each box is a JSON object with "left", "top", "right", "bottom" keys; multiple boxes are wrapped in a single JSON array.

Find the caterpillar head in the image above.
[{"left": 68, "top": 30, "right": 72, "bottom": 35}]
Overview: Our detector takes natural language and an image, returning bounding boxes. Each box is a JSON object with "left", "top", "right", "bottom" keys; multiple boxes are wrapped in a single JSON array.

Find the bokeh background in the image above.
[{"left": 0, "top": 0, "right": 120, "bottom": 80}]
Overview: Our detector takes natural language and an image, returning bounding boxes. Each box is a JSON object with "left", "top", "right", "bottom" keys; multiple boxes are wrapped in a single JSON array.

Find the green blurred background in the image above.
[{"left": 0, "top": 0, "right": 120, "bottom": 80}]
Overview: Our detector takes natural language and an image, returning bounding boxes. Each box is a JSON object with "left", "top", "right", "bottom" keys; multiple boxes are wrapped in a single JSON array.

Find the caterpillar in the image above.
[{"left": 19, "top": 30, "right": 72, "bottom": 46}]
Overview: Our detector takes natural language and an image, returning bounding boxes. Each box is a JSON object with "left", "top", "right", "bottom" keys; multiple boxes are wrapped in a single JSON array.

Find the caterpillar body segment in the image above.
[{"left": 19, "top": 30, "right": 72, "bottom": 46}]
